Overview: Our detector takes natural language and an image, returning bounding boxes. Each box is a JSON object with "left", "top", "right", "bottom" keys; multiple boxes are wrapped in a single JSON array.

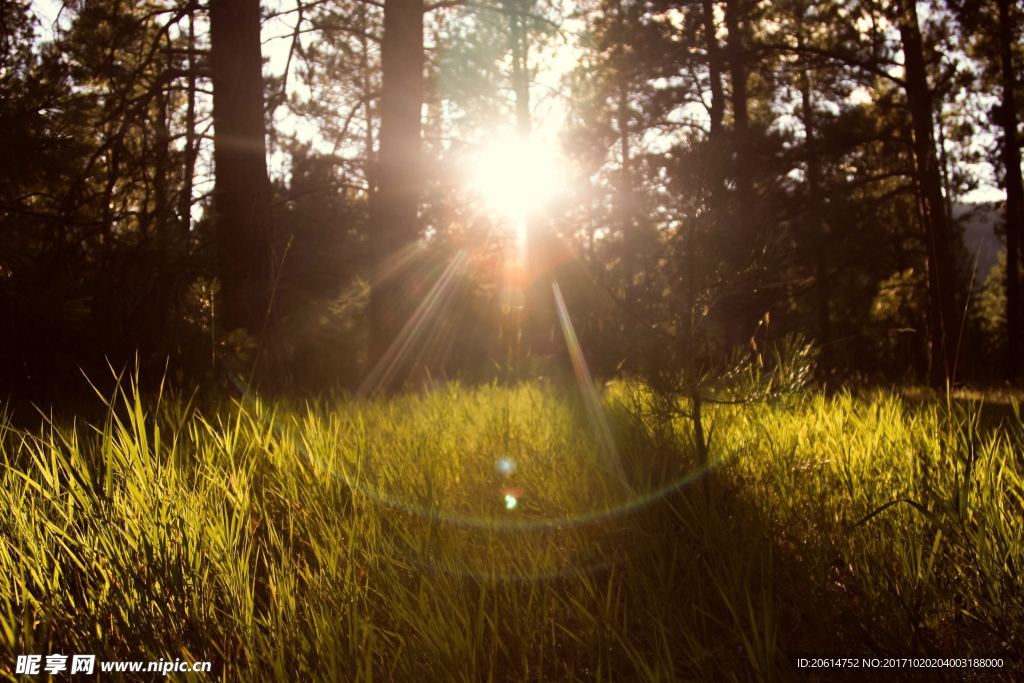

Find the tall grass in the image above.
[{"left": 1, "top": 378, "right": 1021, "bottom": 680}]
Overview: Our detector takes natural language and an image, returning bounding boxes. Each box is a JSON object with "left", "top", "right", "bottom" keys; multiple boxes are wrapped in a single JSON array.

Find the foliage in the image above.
[
  {"left": 1, "top": 0, "right": 1017, "bottom": 392},
  {"left": 976, "top": 250, "right": 1008, "bottom": 348}
]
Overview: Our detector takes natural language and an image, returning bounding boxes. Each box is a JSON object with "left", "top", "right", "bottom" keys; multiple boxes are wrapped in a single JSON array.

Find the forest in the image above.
[{"left": 1, "top": 0, "right": 1023, "bottom": 679}]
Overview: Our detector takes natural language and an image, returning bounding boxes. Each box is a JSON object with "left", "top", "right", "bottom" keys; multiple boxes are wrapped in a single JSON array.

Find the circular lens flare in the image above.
[{"left": 496, "top": 457, "right": 516, "bottom": 476}]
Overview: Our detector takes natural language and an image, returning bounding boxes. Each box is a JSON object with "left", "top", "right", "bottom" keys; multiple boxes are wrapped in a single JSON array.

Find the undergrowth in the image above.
[{"left": 1, "top": 378, "right": 1021, "bottom": 680}]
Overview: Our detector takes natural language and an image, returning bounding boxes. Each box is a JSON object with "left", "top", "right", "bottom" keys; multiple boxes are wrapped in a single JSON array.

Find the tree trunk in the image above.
[
  {"left": 209, "top": 0, "right": 275, "bottom": 335},
  {"left": 359, "top": 2, "right": 375, "bottom": 196},
  {"left": 702, "top": 0, "right": 724, "bottom": 139},
  {"left": 997, "top": 0, "right": 1023, "bottom": 380},
  {"left": 153, "top": 61, "right": 172, "bottom": 245},
  {"left": 699, "top": 0, "right": 725, "bottom": 337},
  {"left": 894, "top": 0, "right": 960, "bottom": 386},
  {"left": 701, "top": 0, "right": 726, "bottom": 247},
  {"left": 796, "top": 25, "right": 832, "bottom": 368},
  {"left": 179, "top": 9, "right": 197, "bottom": 241},
  {"left": 614, "top": 0, "right": 635, "bottom": 305},
  {"left": 722, "top": 0, "right": 758, "bottom": 346},
  {"left": 724, "top": 0, "right": 751, "bottom": 199},
  {"left": 367, "top": 0, "right": 424, "bottom": 390}
]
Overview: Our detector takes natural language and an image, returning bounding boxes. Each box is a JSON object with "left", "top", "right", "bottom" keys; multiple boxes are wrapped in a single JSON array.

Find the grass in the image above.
[{"left": 1, "top": 377, "right": 1022, "bottom": 680}]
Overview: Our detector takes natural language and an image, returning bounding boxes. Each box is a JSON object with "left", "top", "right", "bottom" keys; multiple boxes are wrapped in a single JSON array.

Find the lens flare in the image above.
[
  {"left": 496, "top": 457, "right": 516, "bottom": 476},
  {"left": 359, "top": 251, "right": 468, "bottom": 396},
  {"left": 552, "top": 281, "right": 631, "bottom": 492},
  {"left": 466, "top": 134, "right": 566, "bottom": 222}
]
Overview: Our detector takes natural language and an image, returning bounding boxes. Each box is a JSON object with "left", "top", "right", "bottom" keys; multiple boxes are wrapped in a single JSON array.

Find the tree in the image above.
[
  {"left": 993, "top": 0, "right": 1024, "bottom": 379},
  {"left": 1, "top": 0, "right": 211, "bottom": 395},
  {"left": 366, "top": 0, "right": 425, "bottom": 390},
  {"left": 892, "top": 0, "right": 963, "bottom": 385},
  {"left": 209, "top": 0, "right": 276, "bottom": 337},
  {"left": 957, "top": 0, "right": 1024, "bottom": 378}
]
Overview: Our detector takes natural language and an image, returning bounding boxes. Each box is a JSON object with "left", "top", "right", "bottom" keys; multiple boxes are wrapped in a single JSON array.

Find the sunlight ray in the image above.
[
  {"left": 369, "top": 241, "right": 425, "bottom": 288},
  {"left": 552, "top": 281, "right": 631, "bottom": 493},
  {"left": 359, "top": 251, "right": 469, "bottom": 395}
]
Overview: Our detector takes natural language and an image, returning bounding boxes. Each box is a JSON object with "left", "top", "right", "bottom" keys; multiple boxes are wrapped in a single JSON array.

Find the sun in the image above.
[{"left": 465, "top": 133, "right": 566, "bottom": 221}]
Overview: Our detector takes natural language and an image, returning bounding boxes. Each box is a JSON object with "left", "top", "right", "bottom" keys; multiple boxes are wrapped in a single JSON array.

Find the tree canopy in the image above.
[{"left": 1, "top": 0, "right": 1021, "bottom": 398}]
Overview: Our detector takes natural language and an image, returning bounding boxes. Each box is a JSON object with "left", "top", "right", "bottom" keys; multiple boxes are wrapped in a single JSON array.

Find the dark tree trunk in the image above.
[
  {"left": 367, "top": 0, "right": 424, "bottom": 389},
  {"left": 802, "top": 84, "right": 832, "bottom": 354},
  {"left": 796, "top": 26, "right": 832, "bottom": 367},
  {"left": 209, "top": 0, "right": 275, "bottom": 335},
  {"left": 700, "top": 0, "right": 725, "bottom": 337},
  {"left": 702, "top": 0, "right": 724, "bottom": 139},
  {"left": 724, "top": 0, "right": 751, "bottom": 199},
  {"left": 895, "top": 0, "right": 961, "bottom": 386},
  {"left": 153, "top": 64, "right": 172, "bottom": 245},
  {"left": 614, "top": 0, "right": 635, "bottom": 305},
  {"left": 359, "top": 2, "right": 375, "bottom": 195},
  {"left": 179, "top": 9, "right": 197, "bottom": 241},
  {"left": 722, "top": 0, "right": 759, "bottom": 346},
  {"left": 997, "top": 0, "right": 1023, "bottom": 380},
  {"left": 701, "top": 0, "right": 726, "bottom": 249}
]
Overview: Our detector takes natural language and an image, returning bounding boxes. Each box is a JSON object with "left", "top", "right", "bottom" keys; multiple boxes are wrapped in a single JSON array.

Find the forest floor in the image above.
[{"left": 1, "top": 380, "right": 1022, "bottom": 681}]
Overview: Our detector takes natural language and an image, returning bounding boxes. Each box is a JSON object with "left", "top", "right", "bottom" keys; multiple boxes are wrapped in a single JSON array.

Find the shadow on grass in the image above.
[
  {"left": 3, "top": 381, "right": 1021, "bottom": 681},
  {"left": 509, "top": 394, "right": 1024, "bottom": 681}
]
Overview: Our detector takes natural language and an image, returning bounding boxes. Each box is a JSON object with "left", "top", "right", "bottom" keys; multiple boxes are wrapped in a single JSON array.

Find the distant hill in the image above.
[{"left": 955, "top": 202, "right": 1004, "bottom": 285}]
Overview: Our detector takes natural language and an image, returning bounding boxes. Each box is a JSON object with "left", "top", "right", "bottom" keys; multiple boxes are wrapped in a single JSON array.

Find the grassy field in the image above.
[{"left": 1, "top": 379, "right": 1022, "bottom": 680}]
